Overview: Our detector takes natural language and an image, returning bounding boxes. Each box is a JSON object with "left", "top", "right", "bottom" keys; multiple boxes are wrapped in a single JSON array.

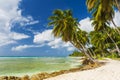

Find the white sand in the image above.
[{"left": 45, "top": 59, "right": 120, "bottom": 80}]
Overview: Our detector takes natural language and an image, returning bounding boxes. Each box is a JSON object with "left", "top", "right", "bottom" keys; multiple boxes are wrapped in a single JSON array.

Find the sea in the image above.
[{"left": 0, "top": 57, "right": 82, "bottom": 76}]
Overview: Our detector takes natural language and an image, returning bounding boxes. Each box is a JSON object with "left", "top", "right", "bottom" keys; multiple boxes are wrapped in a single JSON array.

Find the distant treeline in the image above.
[
  {"left": 69, "top": 50, "right": 120, "bottom": 59},
  {"left": 69, "top": 50, "right": 84, "bottom": 57}
]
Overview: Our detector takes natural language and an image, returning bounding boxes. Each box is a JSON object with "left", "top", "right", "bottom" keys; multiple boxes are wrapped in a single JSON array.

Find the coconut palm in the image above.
[
  {"left": 86, "top": 0, "right": 115, "bottom": 31},
  {"left": 73, "top": 29, "right": 94, "bottom": 60},
  {"left": 114, "top": 0, "right": 120, "bottom": 12},
  {"left": 86, "top": 0, "right": 120, "bottom": 14},
  {"left": 90, "top": 26, "right": 120, "bottom": 57},
  {"left": 48, "top": 9, "right": 95, "bottom": 62},
  {"left": 86, "top": 0, "right": 120, "bottom": 32},
  {"left": 90, "top": 30, "right": 108, "bottom": 57},
  {"left": 105, "top": 27, "right": 120, "bottom": 56},
  {"left": 86, "top": 0, "right": 120, "bottom": 58},
  {"left": 48, "top": 9, "right": 78, "bottom": 42}
]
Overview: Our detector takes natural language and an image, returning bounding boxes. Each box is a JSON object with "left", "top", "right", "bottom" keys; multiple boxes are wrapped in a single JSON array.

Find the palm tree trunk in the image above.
[
  {"left": 110, "top": 38, "right": 120, "bottom": 56},
  {"left": 70, "top": 41, "right": 95, "bottom": 63},
  {"left": 115, "top": 0, "right": 120, "bottom": 12},
  {"left": 112, "top": 19, "right": 117, "bottom": 27},
  {"left": 79, "top": 43, "right": 95, "bottom": 62},
  {"left": 111, "top": 19, "right": 120, "bottom": 56},
  {"left": 81, "top": 45, "right": 95, "bottom": 62},
  {"left": 111, "top": 19, "right": 120, "bottom": 35},
  {"left": 105, "top": 31, "right": 120, "bottom": 56},
  {"left": 86, "top": 43, "right": 97, "bottom": 58},
  {"left": 80, "top": 41, "right": 95, "bottom": 58},
  {"left": 101, "top": 50, "right": 105, "bottom": 57}
]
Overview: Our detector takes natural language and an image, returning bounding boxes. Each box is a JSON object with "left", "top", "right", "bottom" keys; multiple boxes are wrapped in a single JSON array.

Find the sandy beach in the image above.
[{"left": 45, "top": 59, "right": 120, "bottom": 80}]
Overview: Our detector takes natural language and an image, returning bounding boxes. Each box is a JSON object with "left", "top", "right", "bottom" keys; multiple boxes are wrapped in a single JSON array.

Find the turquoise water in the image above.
[{"left": 0, "top": 57, "right": 82, "bottom": 76}]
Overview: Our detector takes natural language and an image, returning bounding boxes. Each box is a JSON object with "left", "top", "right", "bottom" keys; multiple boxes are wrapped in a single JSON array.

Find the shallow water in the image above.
[{"left": 0, "top": 57, "right": 82, "bottom": 76}]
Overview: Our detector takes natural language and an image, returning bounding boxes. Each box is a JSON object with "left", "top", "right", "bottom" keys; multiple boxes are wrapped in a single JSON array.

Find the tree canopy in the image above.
[{"left": 48, "top": 0, "right": 120, "bottom": 63}]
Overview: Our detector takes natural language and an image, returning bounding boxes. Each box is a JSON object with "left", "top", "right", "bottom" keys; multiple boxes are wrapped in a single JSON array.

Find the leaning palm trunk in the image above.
[
  {"left": 105, "top": 30, "right": 120, "bottom": 56},
  {"left": 115, "top": 0, "right": 120, "bottom": 12},
  {"left": 111, "top": 19, "right": 120, "bottom": 35},
  {"left": 81, "top": 41, "right": 95, "bottom": 58},
  {"left": 80, "top": 44, "right": 95, "bottom": 63},
  {"left": 70, "top": 41, "right": 95, "bottom": 63},
  {"left": 79, "top": 40, "right": 95, "bottom": 58},
  {"left": 111, "top": 20, "right": 120, "bottom": 55},
  {"left": 86, "top": 43, "right": 97, "bottom": 58},
  {"left": 109, "top": 35, "right": 120, "bottom": 56}
]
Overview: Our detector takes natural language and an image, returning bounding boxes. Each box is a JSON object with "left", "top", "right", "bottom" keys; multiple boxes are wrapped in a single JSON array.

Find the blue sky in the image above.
[{"left": 0, "top": 0, "right": 120, "bottom": 57}]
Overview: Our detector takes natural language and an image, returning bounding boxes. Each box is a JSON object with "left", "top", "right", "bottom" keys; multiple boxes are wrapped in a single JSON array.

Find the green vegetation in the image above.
[
  {"left": 48, "top": 0, "right": 120, "bottom": 63},
  {"left": 69, "top": 50, "right": 84, "bottom": 57}
]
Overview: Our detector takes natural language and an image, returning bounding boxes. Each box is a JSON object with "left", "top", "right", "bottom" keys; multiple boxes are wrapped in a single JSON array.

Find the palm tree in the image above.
[
  {"left": 48, "top": 9, "right": 78, "bottom": 42},
  {"left": 90, "top": 31, "right": 108, "bottom": 57},
  {"left": 48, "top": 9, "right": 95, "bottom": 62},
  {"left": 90, "top": 26, "right": 120, "bottom": 57},
  {"left": 73, "top": 29, "right": 94, "bottom": 61},
  {"left": 86, "top": 0, "right": 120, "bottom": 57},
  {"left": 86, "top": 0, "right": 120, "bottom": 15},
  {"left": 86, "top": 0, "right": 120, "bottom": 31},
  {"left": 86, "top": 0, "right": 115, "bottom": 31},
  {"left": 105, "top": 27, "right": 120, "bottom": 56},
  {"left": 114, "top": 0, "right": 120, "bottom": 12}
]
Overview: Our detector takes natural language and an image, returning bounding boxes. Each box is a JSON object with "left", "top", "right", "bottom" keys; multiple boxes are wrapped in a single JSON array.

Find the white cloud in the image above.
[
  {"left": 48, "top": 38, "right": 62, "bottom": 48},
  {"left": 34, "top": 30, "right": 54, "bottom": 44},
  {"left": 0, "top": 32, "right": 30, "bottom": 47},
  {"left": 0, "top": 0, "right": 38, "bottom": 47},
  {"left": 79, "top": 17, "right": 94, "bottom": 32},
  {"left": 79, "top": 11, "right": 120, "bottom": 32},
  {"left": 12, "top": 44, "right": 44, "bottom": 51},
  {"left": 10, "top": 32, "right": 30, "bottom": 40},
  {"left": 67, "top": 47, "right": 75, "bottom": 51},
  {"left": 33, "top": 29, "right": 75, "bottom": 51},
  {"left": 17, "top": 16, "right": 39, "bottom": 26},
  {"left": 0, "top": 41, "right": 16, "bottom": 47},
  {"left": 110, "top": 11, "right": 120, "bottom": 27}
]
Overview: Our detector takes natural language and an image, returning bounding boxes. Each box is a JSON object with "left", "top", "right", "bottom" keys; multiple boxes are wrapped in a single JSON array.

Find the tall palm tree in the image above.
[
  {"left": 86, "top": 0, "right": 115, "bottom": 31},
  {"left": 73, "top": 29, "right": 94, "bottom": 60},
  {"left": 48, "top": 9, "right": 95, "bottom": 62},
  {"left": 86, "top": 0, "right": 120, "bottom": 14},
  {"left": 86, "top": 0, "right": 120, "bottom": 31},
  {"left": 48, "top": 9, "right": 78, "bottom": 42},
  {"left": 86, "top": 0, "right": 120, "bottom": 57}
]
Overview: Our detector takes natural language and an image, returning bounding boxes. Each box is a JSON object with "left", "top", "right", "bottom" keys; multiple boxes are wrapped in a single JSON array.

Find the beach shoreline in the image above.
[
  {"left": 0, "top": 58, "right": 104, "bottom": 80},
  {"left": 1, "top": 59, "right": 119, "bottom": 80},
  {"left": 45, "top": 59, "right": 120, "bottom": 80},
  {"left": 0, "top": 57, "right": 82, "bottom": 77}
]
